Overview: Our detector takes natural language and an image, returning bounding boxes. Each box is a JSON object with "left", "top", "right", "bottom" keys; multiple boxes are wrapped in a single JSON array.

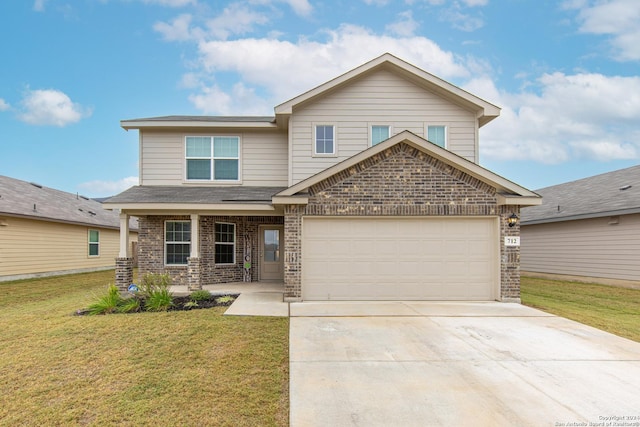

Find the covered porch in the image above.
[{"left": 103, "top": 186, "right": 287, "bottom": 291}]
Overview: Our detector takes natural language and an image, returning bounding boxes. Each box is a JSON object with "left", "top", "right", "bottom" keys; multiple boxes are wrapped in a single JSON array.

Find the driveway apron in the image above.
[{"left": 289, "top": 302, "right": 640, "bottom": 427}]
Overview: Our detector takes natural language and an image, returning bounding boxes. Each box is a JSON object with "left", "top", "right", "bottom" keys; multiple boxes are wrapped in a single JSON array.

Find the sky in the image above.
[{"left": 1, "top": 0, "right": 639, "bottom": 197}]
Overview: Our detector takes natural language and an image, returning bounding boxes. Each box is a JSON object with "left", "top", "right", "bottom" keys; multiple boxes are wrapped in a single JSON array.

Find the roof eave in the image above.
[
  {"left": 522, "top": 207, "right": 640, "bottom": 225},
  {"left": 120, "top": 120, "right": 278, "bottom": 131}
]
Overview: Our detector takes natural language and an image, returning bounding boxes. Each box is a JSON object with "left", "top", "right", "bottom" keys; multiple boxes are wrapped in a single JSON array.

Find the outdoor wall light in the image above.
[{"left": 507, "top": 213, "right": 518, "bottom": 228}]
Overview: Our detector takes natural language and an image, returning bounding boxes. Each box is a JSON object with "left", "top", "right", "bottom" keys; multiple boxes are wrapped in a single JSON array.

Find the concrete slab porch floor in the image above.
[{"left": 290, "top": 302, "right": 640, "bottom": 427}]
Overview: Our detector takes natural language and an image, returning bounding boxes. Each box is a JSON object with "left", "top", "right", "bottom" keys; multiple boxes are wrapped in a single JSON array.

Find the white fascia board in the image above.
[
  {"left": 496, "top": 194, "right": 543, "bottom": 207},
  {"left": 271, "top": 196, "right": 309, "bottom": 205},
  {"left": 120, "top": 121, "right": 278, "bottom": 130},
  {"left": 102, "top": 202, "right": 278, "bottom": 213}
]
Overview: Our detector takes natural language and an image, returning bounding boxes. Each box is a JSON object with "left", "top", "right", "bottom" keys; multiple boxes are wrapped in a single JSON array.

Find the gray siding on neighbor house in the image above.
[
  {"left": 290, "top": 69, "right": 478, "bottom": 185},
  {"left": 521, "top": 213, "right": 640, "bottom": 281},
  {"left": 139, "top": 129, "right": 288, "bottom": 186}
]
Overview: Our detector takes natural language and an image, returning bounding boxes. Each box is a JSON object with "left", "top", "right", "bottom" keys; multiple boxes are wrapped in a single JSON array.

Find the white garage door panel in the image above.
[{"left": 302, "top": 217, "right": 498, "bottom": 301}]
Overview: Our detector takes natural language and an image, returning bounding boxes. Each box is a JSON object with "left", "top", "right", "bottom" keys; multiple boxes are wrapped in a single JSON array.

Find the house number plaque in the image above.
[{"left": 504, "top": 236, "right": 520, "bottom": 247}]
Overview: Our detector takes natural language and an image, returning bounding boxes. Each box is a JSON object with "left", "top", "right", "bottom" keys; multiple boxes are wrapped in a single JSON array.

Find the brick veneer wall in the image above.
[
  {"left": 137, "top": 215, "right": 283, "bottom": 287},
  {"left": 283, "top": 142, "right": 522, "bottom": 301}
]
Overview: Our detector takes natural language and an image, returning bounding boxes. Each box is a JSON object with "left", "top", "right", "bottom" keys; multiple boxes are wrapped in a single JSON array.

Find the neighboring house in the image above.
[
  {"left": 0, "top": 175, "right": 138, "bottom": 282},
  {"left": 521, "top": 165, "right": 640, "bottom": 283},
  {"left": 105, "top": 53, "right": 541, "bottom": 302}
]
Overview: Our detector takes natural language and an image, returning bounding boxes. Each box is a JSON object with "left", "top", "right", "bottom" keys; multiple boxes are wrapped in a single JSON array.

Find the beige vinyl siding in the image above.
[
  {"left": 521, "top": 214, "right": 640, "bottom": 281},
  {"left": 140, "top": 129, "right": 288, "bottom": 186},
  {"left": 0, "top": 216, "right": 137, "bottom": 279},
  {"left": 291, "top": 69, "right": 477, "bottom": 184}
]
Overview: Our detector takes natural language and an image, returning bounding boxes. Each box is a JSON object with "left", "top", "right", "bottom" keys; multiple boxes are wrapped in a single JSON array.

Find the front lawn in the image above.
[
  {"left": 521, "top": 276, "right": 640, "bottom": 342},
  {"left": 0, "top": 271, "right": 289, "bottom": 426}
]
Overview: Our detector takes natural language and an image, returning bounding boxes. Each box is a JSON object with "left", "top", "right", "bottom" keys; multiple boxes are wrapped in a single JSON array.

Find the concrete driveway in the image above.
[{"left": 289, "top": 302, "right": 640, "bottom": 427}]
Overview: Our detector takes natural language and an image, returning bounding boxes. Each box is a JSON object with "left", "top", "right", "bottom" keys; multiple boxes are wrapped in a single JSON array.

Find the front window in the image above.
[
  {"left": 371, "top": 125, "right": 390, "bottom": 146},
  {"left": 186, "top": 136, "right": 239, "bottom": 181},
  {"left": 315, "top": 125, "right": 335, "bottom": 155},
  {"left": 166, "top": 221, "right": 191, "bottom": 265},
  {"left": 88, "top": 230, "right": 99, "bottom": 257},
  {"left": 215, "top": 222, "right": 236, "bottom": 265},
  {"left": 427, "top": 125, "right": 446, "bottom": 148}
]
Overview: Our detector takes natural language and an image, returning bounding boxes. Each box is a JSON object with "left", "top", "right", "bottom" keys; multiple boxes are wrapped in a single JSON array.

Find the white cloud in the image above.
[
  {"left": 461, "top": 0, "right": 488, "bottom": 6},
  {"left": 188, "top": 82, "right": 271, "bottom": 115},
  {"left": 78, "top": 176, "right": 139, "bottom": 197},
  {"left": 386, "top": 10, "right": 420, "bottom": 37},
  {"left": 363, "top": 0, "right": 389, "bottom": 5},
  {"left": 18, "top": 89, "right": 92, "bottom": 127},
  {"left": 154, "top": 14, "right": 197, "bottom": 41},
  {"left": 0, "top": 99, "right": 9, "bottom": 111},
  {"left": 192, "top": 24, "right": 472, "bottom": 112},
  {"left": 572, "top": 0, "right": 640, "bottom": 61},
  {"left": 281, "top": 0, "right": 312, "bottom": 16},
  {"left": 205, "top": 4, "right": 269, "bottom": 40},
  {"left": 472, "top": 72, "right": 640, "bottom": 164}
]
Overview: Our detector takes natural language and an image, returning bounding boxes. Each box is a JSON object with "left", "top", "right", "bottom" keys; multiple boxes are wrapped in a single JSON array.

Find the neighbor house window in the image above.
[
  {"left": 166, "top": 220, "right": 191, "bottom": 265},
  {"left": 371, "top": 125, "right": 391, "bottom": 146},
  {"left": 186, "top": 136, "right": 240, "bottom": 181},
  {"left": 314, "top": 125, "right": 335, "bottom": 155},
  {"left": 88, "top": 230, "right": 100, "bottom": 257},
  {"left": 427, "top": 125, "right": 446, "bottom": 148},
  {"left": 215, "top": 222, "right": 236, "bottom": 265}
]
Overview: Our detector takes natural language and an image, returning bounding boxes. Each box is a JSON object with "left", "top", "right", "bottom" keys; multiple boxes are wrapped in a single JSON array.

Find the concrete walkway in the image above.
[
  {"left": 170, "top": 282, "right": 289, "bottom": 317},
  {"left": 289, "top": 302, "right": 640, "bottom": 426}
]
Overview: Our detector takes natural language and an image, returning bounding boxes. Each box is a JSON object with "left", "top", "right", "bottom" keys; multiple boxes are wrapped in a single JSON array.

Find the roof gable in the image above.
[
  {"left": 275, "top": 130, "right": 540, "bottom": 206},
  {"left": 274, "top": 53, "right": 500, "bottom": 127}
]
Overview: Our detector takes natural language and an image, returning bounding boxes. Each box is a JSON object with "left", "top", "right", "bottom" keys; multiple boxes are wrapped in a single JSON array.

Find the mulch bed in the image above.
[{"left": 75, "top": 293, "right": 239, "bottom": 316}]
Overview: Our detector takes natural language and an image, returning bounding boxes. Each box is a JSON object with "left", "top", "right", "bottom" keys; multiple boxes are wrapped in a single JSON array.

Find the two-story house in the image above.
[{"left": 105, "top": 53, "right": 541, "bottom": 302}]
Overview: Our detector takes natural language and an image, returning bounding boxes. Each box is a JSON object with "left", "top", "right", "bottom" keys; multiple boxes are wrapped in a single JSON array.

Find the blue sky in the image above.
[{"left": 1, "top": 0, "right": 639, "bottom": 197}]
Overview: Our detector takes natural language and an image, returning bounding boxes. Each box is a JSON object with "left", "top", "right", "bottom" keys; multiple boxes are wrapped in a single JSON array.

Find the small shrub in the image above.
[
  {"left": 139, "top": 273, "right": 172, "bottom": 295},
  {"left": 190, "top": 290, "right": 212, "bottom": 302},
  {"left": 145, "top": 288, "right": 173, "bottom": 312},
  {"left": 183, "top": 300, "right": 199, "bottom": 310},
  {"left": 86, "top": 284, "right": 124, "bottom": 315},
  {"left": 117, "top": 297, "right": 141, "bottom": 314},
  {"left": 215, "top": 295, "right": 236, "bottom": 305}
]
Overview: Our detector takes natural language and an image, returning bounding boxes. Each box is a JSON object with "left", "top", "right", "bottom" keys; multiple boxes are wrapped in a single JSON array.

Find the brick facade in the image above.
[
  {"left": 115, "top": 257, "right": 134, "bottom": 292},
  {"left": 137, "top": 215, "right": 283, "bottom": 287},
  {"left": 283, "top": 143, "right": 522, "bottom": 301}
]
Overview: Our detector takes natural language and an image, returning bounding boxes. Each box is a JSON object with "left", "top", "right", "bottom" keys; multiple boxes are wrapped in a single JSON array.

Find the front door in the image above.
[{"left": 260, "top": 226, "right": 284, "bottom": 282}]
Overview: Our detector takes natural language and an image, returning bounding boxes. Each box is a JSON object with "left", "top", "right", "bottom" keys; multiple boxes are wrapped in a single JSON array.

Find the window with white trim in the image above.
[
  {"left": 215, "top": 222, "right": 236, "bottom": 265},
  {"left": 186, "top": 136, "right": 240, "bottom": 181},
  {"left": 88, "top": 230, "right": 99, "bottom": 257},
  {"left": 165, "top": 221, "right": 191, "bottom": 265},
  {"left": 314, "top": 125, "right": 335, "bottom": 155},
  {"left": 371, "top": 125, "right": 391, "bottom": 146},
  {"left": 427, "top": 125, "right": 447, "bottom": 148}
]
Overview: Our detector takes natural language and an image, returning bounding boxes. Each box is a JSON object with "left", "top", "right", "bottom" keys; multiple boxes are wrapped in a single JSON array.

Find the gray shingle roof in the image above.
[
  {"left": 105, "top": 186, "right": 288, "bottom": 204},
  {"left": 0, "top": 175, "right": 138, "bottom": 230},
  {"left": 521, "top": 165, "right": 640, "bottom": 224}
]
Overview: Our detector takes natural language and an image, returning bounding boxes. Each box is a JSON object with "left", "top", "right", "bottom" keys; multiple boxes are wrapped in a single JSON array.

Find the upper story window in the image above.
[
  {"left": 371, "top": 125, "right": 391, "bottom": 146},
  {"left": 88, "top": 230, "right": 100, "bottom": 257},
  {"left": 314, "top": 125, "right": 335, "bottom": 155},
  {"left": 166, "top": 220, "right": 191, "bottom": 265},
  {"left": 427, "top": 125, "right": 447, "bottom": 148},
  {"left": 186, "top": 136, "right": 240, "bottom": 181}
]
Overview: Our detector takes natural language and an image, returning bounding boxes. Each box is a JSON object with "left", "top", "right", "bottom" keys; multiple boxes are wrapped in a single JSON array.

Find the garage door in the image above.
[{"left": 302, "top": 217, "right": 498, "bottom": 301}]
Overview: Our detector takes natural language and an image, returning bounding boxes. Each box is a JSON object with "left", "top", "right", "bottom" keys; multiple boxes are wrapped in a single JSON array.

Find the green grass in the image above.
[
  {"left": 521, "top": 276, "right": 640, "bottom": 342},
  {"left": 0, "top": 270, "right": 289, "bottom": 426}
]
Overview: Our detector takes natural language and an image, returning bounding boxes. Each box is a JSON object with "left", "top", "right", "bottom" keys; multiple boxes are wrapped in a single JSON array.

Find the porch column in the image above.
[
  {"left": 115, "top": 212, "right": 133, "bottom": 291},
  {"left": 119, "top": 212, "right": 130, "bottom": 258},
  {"left": 188, "top": 214, "right": 202, "bottom": 291}
]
